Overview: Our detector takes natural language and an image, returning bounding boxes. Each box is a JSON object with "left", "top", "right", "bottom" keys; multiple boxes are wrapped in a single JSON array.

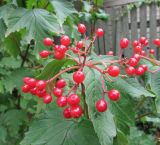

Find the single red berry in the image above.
[
  {"left": 135, "top": 67, "right": 145, "bottom": 76},
  {"left": 78, "top": 24, "right": 86, "bottom": 34},
  {"left": 149, "top": 49, "right": 155, "bottom": 54},
  {"left": 71, "top": 106, "right": 83, "bottom": 118},
  {"left": 55, "top": 79, "right": 66, "bottom": 88},
  {"left": 43, "top": 38, "right": 53, "bottom": 46},
  {"left": 43, "top": 94, "right": 52, "bottom": 104},
  {"left": 128, "top": 58, "right": 138, "bottom": 67},
  {"left": 73, "top": 71, "right": 85, "bottom": 83},
  {"left": 39, "top": 50, "right": 49, "bottom": 58},
  {"left": 132, "top": 40, "right": 139, "bottom": 47},
  {"left": 36, "top": 80, "right": 47, "bottom": 90},
  {"left": 72, "top": 47, "right": 79, "bottom": 54},
  {"left": 63, "top": 107, "right": 72, "bottom": 119},
  {"left": 54, "top": 45, "right": 59, "bottom": 51},
  {"left": 120, "top": 38, "right": 129, "bottom": 49},
  {"left": 67, "top": 94, "right": 80, "bottom": 106},
  {"left": 76, "top": 41, "right": 83, "bottom": 49},
  {"left": 140, "top": 64, "right": 148, "bottom": 72},
  {"left": 139, "top": 37, "right": 146, "bottom": 44},
  {"left": 22, "top": 84, "right": 30, "bottom": 93},
  {"left": 58, "top": 45, "right": 67, "bottom": 53},
  {"left": 144, "top": 40, "right": 149, "bottom": 46},
  {"left": 23, "top": 77, "right": 31, "bottom": 84},
  {"left": 106, "top": 51, "right": 114, "bottom": 56},
  {"left": 108, "top": 89, "right": 120, "bottom": 101},
  {"left": 108, "top": 65, "right": 120, "bottom": 77},
  {"left": 132, "top": 54, "right": 141, "bottom": 61},
  {"left": 60, "top": 35, "right": 70, "bottom": 46},
  {"left": 54, "top": 51, "right": 65, "bottom": 60},
  {"left": 30, "top": 87, "right": 37, "bottom": 95},
  {"left": 96, "top": 28, "right": 104, "bottom": 37},
  {"left": 134, "top": 45, "right": 142, "bottom": 53},
  {"left": 36, "top": 89, "right": 46, "bottom": 98},
  {"left": 27, "top": 78, "right": 37, "bottom": 88},
  {"left": 153, "top": 38, "right": 160, "bottom": 46},
  {"left": 125, "top": 66, "right": 135, "bottom": 76},
  {"left": 56, "top": 96, "right": 67, "bottom": 107},
  {"left": 140, "top": 50, "right": 146, "bottom": 56},
  {"left": 53, "top": 87, "right": 63, "bottom": 97},
  {"left": 96, "top": 99, "right": 107, "bottom": 112}
]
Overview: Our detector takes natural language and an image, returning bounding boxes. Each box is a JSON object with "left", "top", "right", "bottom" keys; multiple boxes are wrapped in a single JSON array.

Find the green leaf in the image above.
[
  {"left": 6, "top": 8, "right": 60, "bottom": 53},
  {"left": 37, "top": 58, "right": 76, "bottom": 80},
  {"left": 93, "top": 0, "right": 104, "bottom": 6},
  {"left": 83, "top": 1, "right": 92, "bottom": 12},
  {"left": 50, "top": 0, "right": 77, "bottom": 25},
  {"left": 84, "top": 67, "right": 116, "bottom": 145},
  {"left": 0, "top": 126, "right": 7, "bottom": 143},
  {"left": 0, "top": 19, "right": 6, "bottom": 42},
  {"left": 20, "top": 110, "right": 100, "bottom": 145}
]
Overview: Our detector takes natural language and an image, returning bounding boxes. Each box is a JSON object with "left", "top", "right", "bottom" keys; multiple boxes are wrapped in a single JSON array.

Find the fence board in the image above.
[{"left": 140, "top": 5, "right": 147, "bottom": 37}]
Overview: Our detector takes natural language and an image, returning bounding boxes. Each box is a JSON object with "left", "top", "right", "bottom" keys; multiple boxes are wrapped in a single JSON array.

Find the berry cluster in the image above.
[{"left": 22, "top": 23, "right": 159, "bottom": 119}]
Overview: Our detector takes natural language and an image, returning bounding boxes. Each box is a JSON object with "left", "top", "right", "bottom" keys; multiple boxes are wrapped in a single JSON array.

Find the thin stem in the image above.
[
  {"left": 101, "top": 74, "right": 107, "bottom": 99},
  {"left": 66, "top": 84, "right": 78, "bottom": 97},
  {"left": 148, "top": 67, "right": 160, "bottom": 74},
  {"left": 65, "top": 53, "right": 79, "bottom": 64},
  {"left": 21, "top": 44, "right": 30, "bottom": 67},
  {"left": 140, "top": 55, "right": 160, "bottom": 66},
  {"left": 135, "top": 112, "right": 153, "bottom": 120}
]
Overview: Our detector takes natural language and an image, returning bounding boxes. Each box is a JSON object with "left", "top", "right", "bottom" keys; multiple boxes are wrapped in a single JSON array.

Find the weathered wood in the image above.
[{"left": 140, "top": 4, "right": 147, "bottom": 37}]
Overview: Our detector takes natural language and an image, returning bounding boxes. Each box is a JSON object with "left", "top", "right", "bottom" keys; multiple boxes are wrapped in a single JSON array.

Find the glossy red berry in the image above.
[
  {"left": 73, "top": 71, "right": 85, "bottom": 83},
  {"left": 108, "top": 89, "right": 120, "bottom": 101},
  {"left": 134, "top": 45, "right": 142, "bottom": 53},
  {"left": 108, "top": 65, "right": 120, "bottom": 77},
  {"left": 71, "top": 106, "right": 83, "bottom": 118},
  {"left": 36, "top": 89, "right": 46, "bottom": 98},
  {"left": 132, "top": 40, "right": 139, "bottom": 47},
  {"left": 132, "top": 54, "right": 141, "bottom": 61},
  {"left": 140, "top": 50, "right": 146, "bottom": 56},
  {"left": 153, "top": 38, "right": 160, "bottom": 46},
  {"left": 43, "top": 94, "right": 52, "bottom": 104},
  {"left": 128, "top": 58, "right": 138, "bottom": 67},
  {"left": 27, "top": 78, "right": 37, "bottom": 88},
  {"left": 144, "top": 40, "right": 149, "bottom": 46},
  {"left": 43, "top": 38, "right": 53, "bottom": 46},
  {"left": 67, "top": 94, "right": 80, "bottom": 106},
  {"left": 56, "top": 96, "right": 67, "bottom": 107},
  {"left": 120, "top": 38, "right": 129, "bottom": 49},
  {"left": 55, "top": 79, "right": 66, "bottom": 88},
  {"left": 53, "top": 87, "right": 63, "bottom": 97},
  {"left": 54, "top": 51, "right": 65, "bottom": 60},
  {"left": 30, "top": 87, "right": 37, "bottom": 95},
  {"left": 106, "top": 51, "right": 114, "bottom": 56},
  {"left": 23, "top": 77, "right": 31, "bottom": 84},
  {"left": 135, "top": 67, "right": 145, "bottom": 76},
  {"left": 22, "top": 84, "right": 30, "bottom": 93},
  {"left": 140, "top": 64, "right": 148, "bottom": 72},
  {"left": 36, "top": 80, "right": 47, "bottom": 90},
  {"left": 58, "top": 45, "right": 67, "bottom": 53},
  {"left": 39, "top": 50, "right": 49, "bottom": 58},
  {"left": 125, "top": 66, "right": 135, "bottom": 76},
  {"left": 54, "top": 45, "right": 60, "bottom": 51},
  {"left": 63, "top": 107, "right": 72, "bottom": 119},
  {"left": 139, "top": 37, "right": 146, "bottom": 44},
  {"left": 72, "top": 47, "right": 79, "bottom": 54},
  {"left": 149, "top": 49, "right": 155, "bottom": 54},
  {"left": 60, "top": 35, "right": 70, "bottom": 46},
  {"left": 96, "top": 99, "right": 107, "bottom": 112},
  {"left": 96, "top": 28, "right": 104, "bottom": 37},
  {"left": 76, "top": 41, "right": 83, "bottom": 49},
  {"left": 78, "top": 24, "right": 86, "bottom": 34}
]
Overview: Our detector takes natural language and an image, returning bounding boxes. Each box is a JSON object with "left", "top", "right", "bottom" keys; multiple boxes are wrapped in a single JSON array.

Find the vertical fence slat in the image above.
[{"left": 140, "top": 5, "right": 147, "bottom": 37}]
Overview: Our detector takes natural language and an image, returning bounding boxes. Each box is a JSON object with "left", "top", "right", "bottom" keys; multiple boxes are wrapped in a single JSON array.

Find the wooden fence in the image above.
[{"left": 95, "top": 1, "right": 160, "bottom": 59}]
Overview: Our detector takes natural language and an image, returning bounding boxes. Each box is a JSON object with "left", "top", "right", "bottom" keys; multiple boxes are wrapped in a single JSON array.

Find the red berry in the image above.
[
  {"left": 36, "top": 80, "right": 47, "bottom": 90},
  {"left": 53, "top": 88, "right": 63, "bottom": 97},
  {"left": 23, "top": 77, "right": 31, "bottom": 84},
  {"left": 27, "top": 78, "right": 37, "bottom": 88},
  {"left": 140, "top": 64, "right": 148, "bottom": 72},
  {"left": 76, "top": 41, "right": 83, "bottom": 49},
  {"left": 54, "top": 45, "right": 59, "bottom": 51},
  {"left": 72, "top": 47, "right": 79, "bottom": 54},
  {"left": 96, "top": 28, "right": 104, "bottom": 37},
  {"left": 63, "top": 107, "right": 72, "bottom": 119},
  {"left": 144, "top": 40, "right": 149, "bottom": 46},
  {"left": 43, "top": 94, "right": 52, "bottom": 104},
  {"left": 43, "top": 38, "right": 53, "bottom": 46},
  {"left": 67, "top": 94, "right": 80, "bottom": 106},
  {"left": 108, "top": 65, "right": 120, "bottom": 77},
  {"left": 22, "top": 84, "right": 30, "bottom": 93},
  {"left": 36, "top": 89, "right": 46, "bottom": 98},
  {"left": 132, "top": 40, "right": 139, "bottom": 47},
  {"left": 140, "top": 50, "right": 146, "bottom": 56},
  {"left": 149, "top": 49, "right": 155, "bottom": 54},
  {"left": 132, "top": 54, "right": 141, "bottom": 61},
  {"left": 134, "top": 45, "right": 142, "bottom": 53},
  {"left": 120, "top": 38, "right": 129, "bottom": 49},
  {"left": 60, "top": 35, "right": 70, "bottom": 46},
  {"left": 58, "top": 45, "right": 67, "bottom": 53},
  {"left": 128, "top": 58, "right": 138, "bottom": 67},
  {"left": 30, "top": 87, "right": 37, "bottom": 95},
  {"left": 135, "top": 67, "right": 145, "bottom": 76},
  {"left": 73, "top": 71, "right": 85, "bottom": 83},
  {"left": 108, "top": 90, "right": 120, "bottom": 101},
  {"left": 39, "top": 50, "right": 49, "bottom": 58},
  {"left": 106, "top": 51, "right": 114, "bottom": 56},
  {"left": 56, "top": 96, "right": 67, "bottom": 107},
  {"left": 125, "top": 66, "right": 135, "bottom": 76},
  {"left": 153, "top": 38, "right": 160, "bottom": 46},
  {"left": 78, "top": 24, "right": 86, "bottom": 34},
  {"left": 55, "top": 79, "right": 66, "bottom": 88},
  {"left": 54, "top": 51, "right": 65, "bottom": 60},
  {"left": 71, "top": 106, "right": 83, "bottom": 118},
  {"left": 139, "top": 37, "right": 146, "bottom": 44},
  {"left": 96, "top": 99, "right": 107, "bottom": 112}
]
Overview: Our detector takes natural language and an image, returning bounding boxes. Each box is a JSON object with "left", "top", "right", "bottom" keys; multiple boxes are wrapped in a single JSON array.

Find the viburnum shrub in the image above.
[{"left": 22, "top": 24, "right": 160, "bottom": 119}]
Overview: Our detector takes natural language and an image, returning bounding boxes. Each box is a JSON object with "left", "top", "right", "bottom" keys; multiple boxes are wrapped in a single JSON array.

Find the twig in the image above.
[{"left": 21, "top": 44, "right": 30, "bottom": 67}]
